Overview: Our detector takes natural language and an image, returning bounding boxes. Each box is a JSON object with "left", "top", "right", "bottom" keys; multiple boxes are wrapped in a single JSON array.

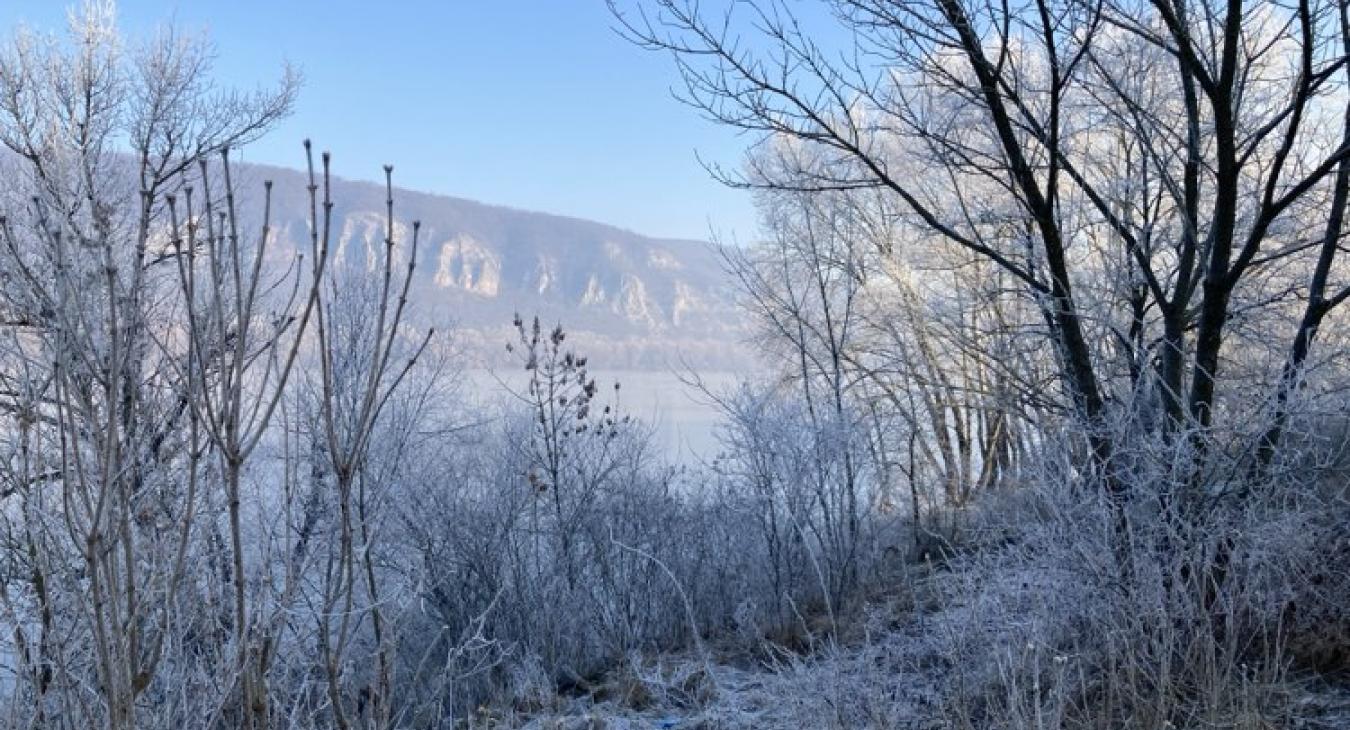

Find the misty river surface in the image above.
[{"left": 463, "top": 369, "right": 743, "bottom": 462}]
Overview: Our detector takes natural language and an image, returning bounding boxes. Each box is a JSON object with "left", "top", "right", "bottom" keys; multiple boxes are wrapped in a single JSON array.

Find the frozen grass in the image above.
[{"left": 489, "top": 462, "right": 1350, "bottom": 730}]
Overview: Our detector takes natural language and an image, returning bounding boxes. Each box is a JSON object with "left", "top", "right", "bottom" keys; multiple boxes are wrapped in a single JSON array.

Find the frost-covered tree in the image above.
[{"left": 612, "top": 0, "right": 1350, "bottom": 498}]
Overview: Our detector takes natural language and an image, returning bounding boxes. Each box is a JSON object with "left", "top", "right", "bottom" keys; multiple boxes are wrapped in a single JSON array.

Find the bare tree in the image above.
[
  {"left": 610, "top": 0, "right": 1350, "bottom": 496},
  {"left": 0, "top": 5, "right": 297, "bottom": 727},
  {"left": 310, "top": 165, "right": 432, "bottom": 730}
]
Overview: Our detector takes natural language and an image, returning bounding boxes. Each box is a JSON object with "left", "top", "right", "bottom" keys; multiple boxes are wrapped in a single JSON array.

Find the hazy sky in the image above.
[{"left": 0, "top": 1, "right": 760, "bottom": 241}]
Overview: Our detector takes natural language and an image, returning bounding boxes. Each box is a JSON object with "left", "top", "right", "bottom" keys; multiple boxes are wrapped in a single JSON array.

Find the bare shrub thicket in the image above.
[
  {"left": 0, "top": 12, "right": 821, "bottom": 725},
  {"left": 608, "top": 0, "right": 1350, "bottom": 725},
  {"left": 0, "top": 7, "right": 454, "bottom": 727},
  {"left": 3, "top": 0, "right": 1350, "bottom": 728}
]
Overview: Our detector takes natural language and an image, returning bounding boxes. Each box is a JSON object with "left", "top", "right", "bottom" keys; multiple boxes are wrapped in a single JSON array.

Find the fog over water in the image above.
[{"left": 464, "top": 369, "right": 744, "bottom": 462}]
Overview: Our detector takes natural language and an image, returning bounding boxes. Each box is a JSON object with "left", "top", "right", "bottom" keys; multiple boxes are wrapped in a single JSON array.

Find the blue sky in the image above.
[{"left": 0, "top": 1, "right": 760, "bottom": 241}]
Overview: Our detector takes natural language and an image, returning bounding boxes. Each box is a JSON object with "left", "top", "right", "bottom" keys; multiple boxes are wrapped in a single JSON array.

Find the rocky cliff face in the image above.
[{"left": 237, "top": 161, "right": 752, "bottom": 370}]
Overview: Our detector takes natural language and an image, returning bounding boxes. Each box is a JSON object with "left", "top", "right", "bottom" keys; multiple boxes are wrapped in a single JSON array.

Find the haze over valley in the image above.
[
  {"left": 4, "top": 2, "right": 1350, "bottom": 728},
  {"left": 231, "top": 161, "right": 754, "bottom": 458}
]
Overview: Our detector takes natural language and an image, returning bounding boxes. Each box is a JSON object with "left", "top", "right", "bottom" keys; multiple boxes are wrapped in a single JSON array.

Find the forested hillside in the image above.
[{"left": 0, "top": 2, "right": 1348, "bottom": 728}]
